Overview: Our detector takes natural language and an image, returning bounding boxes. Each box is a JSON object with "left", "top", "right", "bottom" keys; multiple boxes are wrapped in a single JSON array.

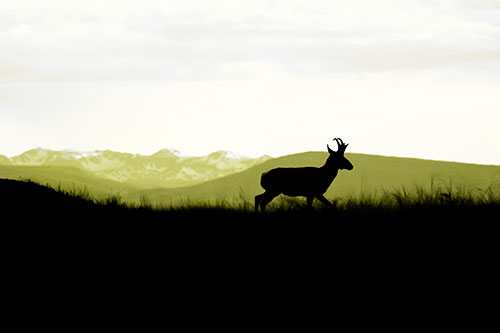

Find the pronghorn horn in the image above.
[
  {"left": 333, "top": 138, "right": 348, "bottom": 153},
  {"left": 334, "top": 138, "right": 347, "bottom": 146}
]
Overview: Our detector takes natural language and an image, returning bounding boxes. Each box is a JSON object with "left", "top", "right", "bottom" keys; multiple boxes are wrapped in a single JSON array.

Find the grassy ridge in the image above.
[{"left": 2, "top": 178, "right": 498, "bottom": 222}]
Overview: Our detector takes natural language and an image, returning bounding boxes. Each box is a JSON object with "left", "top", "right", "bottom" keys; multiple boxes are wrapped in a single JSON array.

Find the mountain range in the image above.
[{"left": 0, "top": 148, "right": 271, "bottom": 189}]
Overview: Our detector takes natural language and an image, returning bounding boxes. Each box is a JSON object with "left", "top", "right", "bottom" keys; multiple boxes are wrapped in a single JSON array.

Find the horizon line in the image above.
[{"left": 1, "top": 146, "right": 499, "bottom": 167}]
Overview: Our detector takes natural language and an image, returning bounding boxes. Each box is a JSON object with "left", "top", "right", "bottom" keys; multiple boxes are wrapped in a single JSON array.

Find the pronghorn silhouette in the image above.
[{"left": 255, "top": 138, "right": 354, "bottom": 212}]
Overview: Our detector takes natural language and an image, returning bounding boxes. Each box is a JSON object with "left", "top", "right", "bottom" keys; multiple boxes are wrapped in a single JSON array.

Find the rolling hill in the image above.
[{"left": 124, "top": 152, "right": 500, "bottom": 205}]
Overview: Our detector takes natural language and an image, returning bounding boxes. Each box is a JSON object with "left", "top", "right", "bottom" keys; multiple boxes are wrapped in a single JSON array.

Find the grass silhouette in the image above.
[{"left": 2, "top": 178, "right": 499, "bottom": 222}]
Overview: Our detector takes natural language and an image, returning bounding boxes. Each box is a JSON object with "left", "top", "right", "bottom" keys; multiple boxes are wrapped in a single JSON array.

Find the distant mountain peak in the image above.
[
  {"left": 152, "top": 148, "right": 184, "bottom": 158},
  {"left": 23, "top": 147, "right": 52, "bottom": 154},
  {"left": 208, "top": 150, "right": 245, "bottom": 160},
  {"left": 0, "top": 154, "right": 11, "bottom": 165}
]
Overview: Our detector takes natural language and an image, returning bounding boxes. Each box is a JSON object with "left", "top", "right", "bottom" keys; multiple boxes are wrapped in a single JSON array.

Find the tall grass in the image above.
[
  {"left": 332, "top": 181, "right": 500, "bottom": 220},
  {"left": 8, "top": 178, "right": 500, "bottom": 220},
  {"left": 95, "top": 181, "right": 500, "bottom": 213},
  {"left": 128, "top": 182, "right": 500, "bottom": 222}
]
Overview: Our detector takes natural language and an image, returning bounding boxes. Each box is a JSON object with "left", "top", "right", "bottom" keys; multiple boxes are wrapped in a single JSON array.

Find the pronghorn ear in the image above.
[{"left": 327, "top": 144, "right": 335, "bottom": 154}]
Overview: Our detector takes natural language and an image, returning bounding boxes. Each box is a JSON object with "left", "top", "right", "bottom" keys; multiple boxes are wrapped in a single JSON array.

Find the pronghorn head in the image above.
[{"left": 326, "top": 138, "right": 354, "bottom": 171}]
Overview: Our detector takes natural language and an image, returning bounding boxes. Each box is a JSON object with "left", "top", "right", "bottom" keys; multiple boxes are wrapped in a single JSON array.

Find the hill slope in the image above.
[
  {"left": 0, "top": 165, "right": 136, "bottom": 199},
  {"left": 125, "top": 152, "right": 500, "bottom": 205}
]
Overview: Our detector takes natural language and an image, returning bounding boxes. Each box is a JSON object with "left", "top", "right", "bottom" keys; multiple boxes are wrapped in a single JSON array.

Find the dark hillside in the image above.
[
  {"left": 2, "top": 178, "right": 498, "bottom": 258},
  {"left": 1, "top": 178, "right": 104, "bottom": 220}
]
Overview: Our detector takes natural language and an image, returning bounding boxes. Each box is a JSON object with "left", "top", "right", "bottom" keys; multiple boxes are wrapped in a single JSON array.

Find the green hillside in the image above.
[
  {"left": 125, "top": 152, "right": 500, "bottom": 205},
  {"left": 0, "top": 165, "right": 137, "bottom": 199},
  {"left": 2, "top": 152, "right": 499, "bottom": 206}
]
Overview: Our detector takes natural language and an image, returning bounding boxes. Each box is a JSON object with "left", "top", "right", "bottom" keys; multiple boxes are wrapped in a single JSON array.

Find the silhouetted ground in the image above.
[{"left": 3, "top": 178, "right": 497, "bottom": 302}]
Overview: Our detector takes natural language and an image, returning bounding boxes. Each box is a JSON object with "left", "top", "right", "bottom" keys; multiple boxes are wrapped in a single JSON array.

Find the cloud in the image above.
[
  {"left": 462, "top": 0, "right": 500, "bottom": 10},
  {"left": 0, "top": 0, "right": 499, "bottom": 82}
]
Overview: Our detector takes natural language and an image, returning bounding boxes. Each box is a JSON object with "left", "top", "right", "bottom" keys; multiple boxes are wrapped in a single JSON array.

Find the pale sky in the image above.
[{"left": 1, "top": 0, "right": 500, "bottom": 164}]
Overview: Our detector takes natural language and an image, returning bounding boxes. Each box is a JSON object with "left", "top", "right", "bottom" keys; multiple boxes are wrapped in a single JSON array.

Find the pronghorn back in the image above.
[{"left": 260, "top": 167, "right": 334, "bottom": 196}]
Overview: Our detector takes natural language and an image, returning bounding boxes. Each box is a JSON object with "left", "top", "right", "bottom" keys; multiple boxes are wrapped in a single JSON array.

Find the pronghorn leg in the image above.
[
  {"left": 306, "top": 196, "right": 314, "bottom": 210},
  {"left": 255, "top": 191, "right": 278, "bottom": 212},
  {"left": 255, "top": 193, "right": 264, "bottom": 212},
  {"left": 316, "top": 194, "right": 333, "bottom": 208}
]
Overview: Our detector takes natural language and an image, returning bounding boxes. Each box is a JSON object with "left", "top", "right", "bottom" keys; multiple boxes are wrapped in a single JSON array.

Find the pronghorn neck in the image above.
[
  {"left": 320, "top": 161, "right": 339, "bottom": 181},
  {"left": 321, "top": 157, "right": 340, "bottom": 173}
]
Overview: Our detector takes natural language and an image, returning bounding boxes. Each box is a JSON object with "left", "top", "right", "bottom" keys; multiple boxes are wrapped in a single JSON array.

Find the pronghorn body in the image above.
[{"left": 255, "top": 138, "right": 353, "bottom": 212}]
